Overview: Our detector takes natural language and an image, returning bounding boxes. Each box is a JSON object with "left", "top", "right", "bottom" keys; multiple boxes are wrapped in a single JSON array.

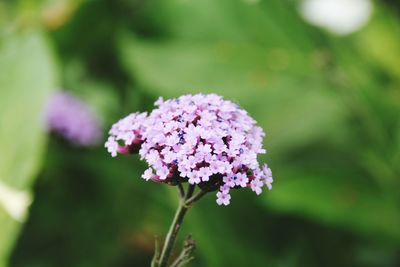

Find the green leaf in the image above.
[
  {"left": 119, "top": 34, "right": 346, "bottom": 153},
  {"left": 265, "top": 170, "right": 400, "bottom": 243},
  {"left": 119, "top": 35, "right": 312, "bottom": 98},
  {"left": 355, "top": 7, "right": 400, "bottom": 79},
  {"left": 137, "top": 0, "right": 314, "bottom": 52},
  {"left": 0, "top": 30, "right": 58, "bottom": 267}
]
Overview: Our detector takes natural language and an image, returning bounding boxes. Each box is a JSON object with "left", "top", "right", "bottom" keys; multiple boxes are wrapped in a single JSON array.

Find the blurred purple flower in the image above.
[{"left": 46, "top": 91, "right": 102, "bottom": 146}]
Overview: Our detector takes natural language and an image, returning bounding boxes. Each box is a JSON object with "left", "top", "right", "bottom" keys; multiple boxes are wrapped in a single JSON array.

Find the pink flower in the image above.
[
  {"left": 262, "top": 164, "right": 273, "bottom": 190},
  {"left": 145, "top": 150, "right": 160, "bottom": 165},
  {"left": 165, "top": 133, "right": 180, "bottom": 147},
  {"left": 142, "top": 168, "right": 154, "bottom": 181},
  {"left": 156, "top": 166, "right": 170, "bottom": 180},
  {"left": 105, "top": 112, "right": 147, "bottom": 154},
  {"left": 182, "top": 156, "right": 197, "bottom": 169},
  {"left": 178, "top": 165, "right": 191, "bottom": 178},
  {"left": 105, "top": 137, "right": 118, "bottom": 157},
  {"left": 223, "top": 174, "right": 236, "bottom": 188},
  {"left": 209, "top": 160, "right": 221, "bottom": 174},
  {"left": 213, "top": 142, "right": 227, "bottom": 155},
  {"left": 188, "top": 172, "right": 201, "bottom": 184},
  {"left": 250, "top": 178, "right": 263, "bottom": 195},
  {"left": 197, "top": 143, "right": 212, "bottom": 155},
  {"left": 161, "top": 148, "right": 176, "bottom": 164},
  {"left": 219, "top": 184, "right": 231, "bottom": 194},
  {"left": 234, "top": 173, "right": 249, "bottom": 188},
  {"left": 105, "top": 94, "right": 273, "bottom": 205},
  {"left": 197, "top": 167, "right": 212, "bottom": 182},
  {"left": 217, "top": 161, "right": 232, "bottom": 174},
  {"left": 216, "top": 191, "right": 231, "bottom": 206}
]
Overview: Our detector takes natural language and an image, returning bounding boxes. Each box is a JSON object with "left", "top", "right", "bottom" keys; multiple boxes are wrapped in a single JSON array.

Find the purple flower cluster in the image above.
[
  {"left": 105, "top": 94, "right": 273, "bottom": 205},
  {"left": 46, "top": 91, "right": 102, "bottom": 146}
]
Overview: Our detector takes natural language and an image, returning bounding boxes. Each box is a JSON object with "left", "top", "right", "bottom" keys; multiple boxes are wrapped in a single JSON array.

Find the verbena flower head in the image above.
[
  {"left": 105, "top": 94, "right": 273, "bottom": 205},
  {"left": 46, "top": 91, "right": 102, "bottom": 146}
]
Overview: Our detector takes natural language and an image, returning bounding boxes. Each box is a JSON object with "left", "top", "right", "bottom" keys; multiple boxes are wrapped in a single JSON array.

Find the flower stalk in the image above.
[{"left": 153, "top": 184, "right": 206, "bottom": 267}]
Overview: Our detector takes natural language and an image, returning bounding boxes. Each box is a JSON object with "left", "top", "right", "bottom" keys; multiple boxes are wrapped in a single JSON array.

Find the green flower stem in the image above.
[
  {"left": 185, "top": 190, "right": 208, "bottom": 207},
  {"left": 156, "top": 185, "right": 205, "bottom": 267},
  {"left": 151, "top": 236, "right": 161, "bottom": 267},
  {"left": 158, "top": 199, "right": 189, "bottom": 267},
  {"left": 177, "top": 183, "right": 185, "bottom": 199},
  {"left": 170, "top": 235, "right": 196, "bottom": 267}
]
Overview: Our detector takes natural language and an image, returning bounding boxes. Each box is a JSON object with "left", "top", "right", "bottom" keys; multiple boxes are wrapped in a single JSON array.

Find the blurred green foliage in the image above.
[
  {"left": 0, "top": 29, "right": 57, "bottom": 267},
  {"left": 0, "top": 0, "right": 399, "bottom": 267}
]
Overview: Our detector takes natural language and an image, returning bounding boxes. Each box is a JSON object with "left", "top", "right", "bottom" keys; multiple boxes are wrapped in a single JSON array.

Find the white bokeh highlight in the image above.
[
  {"left": 300, "top": 0, "right": 373, "bottom": 35},
  {"left": 0, "top": 181, "right": 32, "bottom": 222}
]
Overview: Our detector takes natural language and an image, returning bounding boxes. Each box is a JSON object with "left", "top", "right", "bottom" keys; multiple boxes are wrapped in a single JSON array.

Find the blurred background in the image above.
[{"left": 1, "top": 0, "right": 400, "bottom": 266}]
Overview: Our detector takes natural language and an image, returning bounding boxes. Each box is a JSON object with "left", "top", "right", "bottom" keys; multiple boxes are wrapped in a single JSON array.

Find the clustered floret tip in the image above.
[{"left": 105, "top": 94, "right": 273, "bottom": 205}]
